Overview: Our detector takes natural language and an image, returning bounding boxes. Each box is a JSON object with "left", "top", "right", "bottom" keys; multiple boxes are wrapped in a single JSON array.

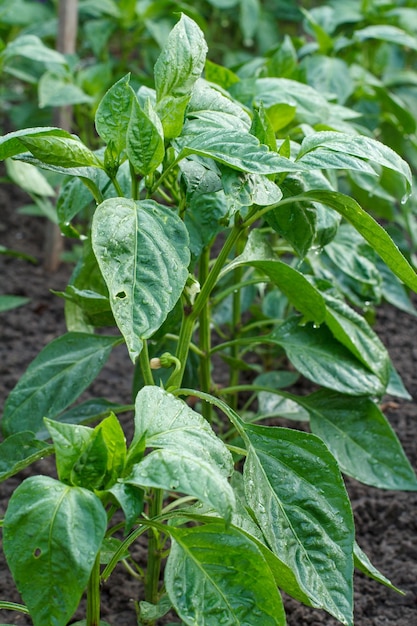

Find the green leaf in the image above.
[
  {"left": 269, "top": 316, "right": 385, "bottom": 396},
  {"left": 45, "top": 419, "right": 93, "bottom": 484},
  {"left": 91, "top": 199, "right": 190, "bottom": 362},
  {"left": 0, "top": 432, "right": 52, "bottom": 481},
  {"left": 19, "top": 135, "right": 102, "bottom": 169},
  {"left": 1, "top": 34, "right": 66, "bottom": 65},
  {"left": 2, "top": 333, "right": 119, "bottom": 437},
  {"left": 0, "top": 127, "right": 73, "bottom": 161},
  {"left": 5, "top": 158, "right": 55, "bottom": 196},
  {"left": 95, "top": 74, "right": 134, "bottom": 155},
  {"left": 301, "top": 190, "right": 417, "bottom": 292},
  {"left": 243, "top": 424, "right": 354, "bottom": 625},
  {"left": 305, "top": 390, "right": 417, "bottom": 490},
  {"left": 108, "top": 482, "right": 144, "bottom": 530},
  {"left": 323, "top": 291, "right": 390, "bottom": 385},
  {"left": 0, "top": 295, "right": 30, "bottom": 312},
  {"left": 155, "top": 14, "right": 207, "bottom": 102},
  {"left": 177, "top": 125, "right": 305, "bottom": 175},
  {"left": 126, "top": 448, "right": 235, "bottom": 522},
  {"left": 297, "top": 134, "right": 412, "bottom": 202},
  {"left": 131, "top": 386, "right": 234, "bottom": 477},
  {"left": 166, "top": 524, "right": 286, "bottom": 625},
  {"left": 126, "top": 97, "right": 165, "bottom": 175},
  {"left": 38, "top": 71, "right": 93, "bottom": 108},
  {"left": 354, "top": 542, "right": 404, "bottom": 594},
  {"left": 266, "top": 199, "right": 316, "bottom": 257},
  {"left": 354, "top": 25, "right": 417, "bottom": 52},
  {"left": 3, "top": 476, "right": 107, "bottom": 626},
  {"left": 224, "top": 229, "right": 326, "bottom": 324}
]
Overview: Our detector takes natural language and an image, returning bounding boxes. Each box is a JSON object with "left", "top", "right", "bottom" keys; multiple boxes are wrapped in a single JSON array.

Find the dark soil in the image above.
[{"left": 1, "top": 180, "right": 416, "bottom": 625}]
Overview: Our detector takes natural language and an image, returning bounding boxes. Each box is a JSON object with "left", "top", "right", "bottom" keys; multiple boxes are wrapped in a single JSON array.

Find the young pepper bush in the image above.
[{"left": 1, "top": 13, "right": 417, "bottom": 626}]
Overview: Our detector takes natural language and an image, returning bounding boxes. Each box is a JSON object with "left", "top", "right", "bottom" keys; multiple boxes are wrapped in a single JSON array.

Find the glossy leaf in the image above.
[
  {"left": 126, "top": 448, "right": 235, "bottom": 522},
  {"left": 0, "top": 432, "right": 52, "bottom": 481},
  {"left": 18, "top": 135, "right": 102, "bottom": 169},
  {"left": 3, "top": 476, "right": 107, "bottom": 626},
  {"left": 177, "top": 125, "right": 305, "bottom": 175},
  {"left": 269, "top": 317, "right": 385, "bottom": 396},
  {"left": 95, "top": 73, "right": 134, "bottom": 154},
  {"left": 154, "top": 14, "right": 207, "bottom": 102},
  {"left": 297, "top": 134, "right": 412, "bottom": 201},
  {"left": 323, "top": 292, "right": 390, "bottom": 385},
  {"left": 0, "top": 127, "right": 73, "bottom": 161},
  {"left": 1, "top": 34, "right": 66, "bottom": 64},
  {"left": 305, "top": 390, "right": 417, "bottom": 490},
  {"left": 224, "top": 229, "right": 326, "bottom": 323},
  {"left": 45, "top": 419, "right": 93, "bottom": 484},
  {"left": 301, "top": 190, "right": 417, "bottom": 292},
  {"left": 166, "top": 524, "right": 286, "bottom": 625},
  {"left": 92, "top": 199, "right": 190, "bottom": 361},
  {"left": 126, "top": 97, "right": 165, "bottom": 175},
  {"left": 131, "top": 386, "right": 233, "bottom": 477},
  {"left": 243, "top": 424, "right": 354, "bottom": 625},
  {"left": 2, "top": 333, "right": 119, "bottom": 437},
  {"left": 354, "top": 542, "right": 403, "bottom": 594}
]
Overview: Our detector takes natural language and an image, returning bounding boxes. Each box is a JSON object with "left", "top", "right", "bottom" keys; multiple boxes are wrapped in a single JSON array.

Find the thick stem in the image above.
[
  {"left": 145, "top": 488, "right": 164, "bottom": 621},
  {"left": 174, "top": 220, "right": 245, "bottom": 388},
  {"left": 139, "top": 341, "right": 155, "bottom": 387},
  {"left": 228, "top": 235, "right": 246, "bottom": 410},
  {"left": 86, "top": 553, "right": 101, "bottom": 626}
]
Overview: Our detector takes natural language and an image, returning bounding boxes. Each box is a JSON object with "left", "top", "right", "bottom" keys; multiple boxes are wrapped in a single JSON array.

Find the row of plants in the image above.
[{"left": 1, "top": 2, "right": 417, "bottom": 625}]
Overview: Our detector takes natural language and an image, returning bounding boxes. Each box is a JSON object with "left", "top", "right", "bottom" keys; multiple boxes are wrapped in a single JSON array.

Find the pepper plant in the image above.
[{"left": 1, "top": 13, "right": 417, "bottom": 626}]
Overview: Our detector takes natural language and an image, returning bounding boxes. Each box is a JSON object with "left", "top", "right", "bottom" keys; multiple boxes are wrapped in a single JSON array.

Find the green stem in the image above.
[
  {"left": 130, "top": 162, "right": 139, "bottom": 200},
  {"left": 139, "top": 341, "right": 155, "bottom": 386},
  {"left": 86, "top": 553, "right": 101, "bottom": 626},
  {"left": 198, "top": 246, "right": 213, "bottom": 421},
  {"left": 0, "top": 601, "right": 29, "bottom": 614},
  {"left": 174, "top": 218, "right": 246, "bottom": 387},
  {"left": 145, "top": 489, "right": 164, "bottom": 610},
  {"left": 229, "top": 235, "right": 246, "bottom": 410},
  {"left": 110, "top": 174, "right": 124, "bottom": 197}
]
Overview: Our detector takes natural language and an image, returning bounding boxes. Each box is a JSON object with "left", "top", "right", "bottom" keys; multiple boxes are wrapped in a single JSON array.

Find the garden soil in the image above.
[{"left": 1, "top": 180, "right": 416, "bottom": 625}]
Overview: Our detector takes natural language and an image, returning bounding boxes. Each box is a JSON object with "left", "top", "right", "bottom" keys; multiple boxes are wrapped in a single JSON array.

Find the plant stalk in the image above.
[
  {"left": 145, "top": 488, "right": 164, "bottom": 618},
  {"left": 86, "top": 553, "right": 101, "bottom": 626},
  {"left": 198, "top": 246, "right": 213, "bottom": 421}
]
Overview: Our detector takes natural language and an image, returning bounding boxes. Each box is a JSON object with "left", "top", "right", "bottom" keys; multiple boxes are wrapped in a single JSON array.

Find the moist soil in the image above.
[{"left": 1, "top": 180, "right": 416, "bottom": 625}]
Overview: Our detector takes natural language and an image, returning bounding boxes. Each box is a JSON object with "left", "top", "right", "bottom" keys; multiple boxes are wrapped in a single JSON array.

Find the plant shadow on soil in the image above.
[{"left": 1, "top": 181, "right": 416, "bottom": 625}]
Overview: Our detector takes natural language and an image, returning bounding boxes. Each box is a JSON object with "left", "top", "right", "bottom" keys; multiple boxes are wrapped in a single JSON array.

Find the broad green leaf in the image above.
[
  {"left": 297, "top": 134, "right": 412, "bottom": 201},
  {"left": 303, "top": 55, "right": 353, "bottom": 104},
  {"left": 243, "top": 424, "right": 354, "bottom": 625},
  {"left": 230, "top": 472, "right": 312, "bottom": 605},
  {"left": 2, "top": 333, "right": 119, "bottom": 437},
  {"left": 305, "top": 390, "right": 417, "bottom": 490},
  {"left": 265, "top": 196, "right": 317, "bottom": 257},
  {"left": 3, "top": 476, "right": 107, "bottom": 626},
  {"left": 0, "top": 127, "right": 72, "bottom": 161},
  {"left": 38, "top": 71, "right": 92, "bottom": 108},
  {"left": 166, "top": 524, "right": 286, "bottom": 625},
  {"left": 108, "top": 482, "right": 144, "bottom": 530},
  {"left": 57, "top": 176, "right": 95, "bottom": 230},
  {"left": 45, "top": 419, "right": 93, "bottom": 484},
  {"left": 354, "top": 542, "right": 404, "bottom": 594},
  {"left": 95, "top": 74, "right": 134, "bottom": 154},
  {"left": 155, "top": 14, "right": 207, "bottom": 102},
  {"left": 221, "top": 169, "right": 282, "bottom": 214},
  {"left": 323, "top": 291, "right": 390, "bottom": 385},
  {"left": 268, "top": 316, "right": 385, "bottom": 396},
  {"left": 126, "top": 97, "right": 165, "bottom": 175},
  {"left": 126, "top": 448, "right": 235, "bottom": 522},
  {"left": 19, "top": 135, "right": 102, "bottom": 169},
  {"left": 354, "top": 25, "right": 417, "bottom": 52},
  {"left": 94, "top": 413, "right": 126, "bottom": 487},
  {"left": 5, "top": 158, "right": 55, "bottom": 196},
  {"left": 224, "top": 229, "right": 326, "bottom": 324},
  {"left": 70, "top": 428, "right": 109, "bottom": 490},
  {"left": 0, "top": 432, "right": 52, "bottom": 481},
  {"left": 156, "top": 94, "right": 190, "bottom": 139},
  {"left": 204, "top": 59, "right": 240, "bottom": 90},
  {"left": 177, "top": 126, "right": 306, "bottom": 175},
  {"left": 250, "top": 103, "right": 277, "bottom": 152},
  {"left": 36, "top": 399, "right": 129, "bottom": 438},
  {"left": 0, "top": 295, "right": 30, "bottom": 312},
  {"left": 131, "top": 386, "right": 234, "bottom": 477},
  {"left": 92, "top": 199, "right": 190, "bottom": 362},
  {"left": 187, "top": 80, "right": 251, "bottom": 128},
  {"left": 301, "top": 190, "right": 417, "bottom": 292},
  {"left": 240, "top": 0, "right": 260, "bottom": 43},
  {"left": 1, "top": 34, "right": 66, "bottom": 64}
]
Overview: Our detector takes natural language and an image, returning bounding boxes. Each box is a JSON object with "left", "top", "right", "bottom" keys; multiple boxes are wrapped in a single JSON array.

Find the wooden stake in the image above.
[{"left": 44, "top": 0, "right": 78, "bottom": 271}]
